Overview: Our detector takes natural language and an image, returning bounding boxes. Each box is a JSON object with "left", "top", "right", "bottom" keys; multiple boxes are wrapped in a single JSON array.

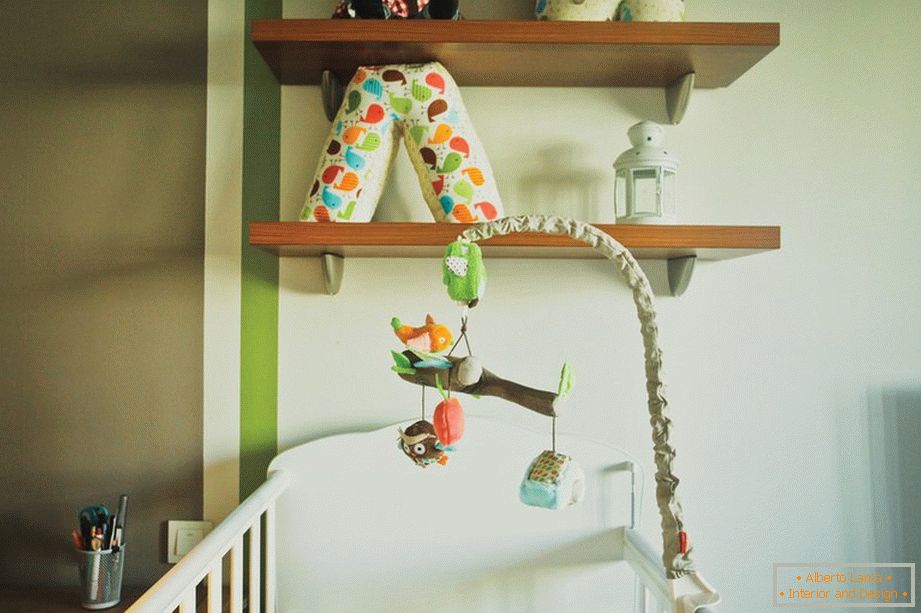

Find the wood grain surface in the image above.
[
  {"left": 249, "top": 222, "right": 781, "bottom": 260},
  {"left": 250, "top": 20, "right": 779, "bottom": 87}
]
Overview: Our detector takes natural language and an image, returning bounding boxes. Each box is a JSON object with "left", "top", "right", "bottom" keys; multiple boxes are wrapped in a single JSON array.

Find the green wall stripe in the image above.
[{"left": 240, "top": 0, "right": 281, "bottom": 501}]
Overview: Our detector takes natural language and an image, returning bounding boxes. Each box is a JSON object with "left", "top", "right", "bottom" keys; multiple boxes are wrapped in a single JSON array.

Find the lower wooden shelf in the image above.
[
  {"left": 248, "top": 222, "right": 780, "bottom": 296},
  {"left": 248, "top": 222, "right": 780, "bottom": 260}
]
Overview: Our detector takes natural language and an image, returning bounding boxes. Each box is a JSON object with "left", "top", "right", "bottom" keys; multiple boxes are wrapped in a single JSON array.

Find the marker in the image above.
[
  {"left": 106, "top": 515, "right": 116, "bottom": 549},
  {"left": 111, "top": 527, "right": 122, "bottom": 552},
  {"left": 89, "top": 546, "right": 101, "bottom": 600},
  {"left": 114, "top": 494, "right": 128, "bottom": 549},
  {"left": 71, "top": 528, "right": 84, "bottom": 550},
  {"left": 90, "top": 527, "right": 103, "bottom": 552}
]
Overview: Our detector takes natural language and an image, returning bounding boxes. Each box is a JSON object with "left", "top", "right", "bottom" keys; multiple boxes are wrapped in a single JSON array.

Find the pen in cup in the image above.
[{"left": 113, "top": 494, "right": 128, "bottom": 551}]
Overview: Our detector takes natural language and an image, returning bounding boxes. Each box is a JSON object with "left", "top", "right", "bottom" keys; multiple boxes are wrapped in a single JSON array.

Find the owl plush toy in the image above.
[
  {"left": 398, "top": 420, "right": 449, "bottom": 467},
  {"left": 333, "top": 0, "right": 460, "bottom": 19}
]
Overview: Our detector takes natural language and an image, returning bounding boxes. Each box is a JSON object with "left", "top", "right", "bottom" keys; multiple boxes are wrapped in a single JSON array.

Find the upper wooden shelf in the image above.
[
  {"left": 251, "top": 20, "right": 779, "bottom": 88},
  {"left": 249, "top": 222, "right": 780, "bottom": 260}
]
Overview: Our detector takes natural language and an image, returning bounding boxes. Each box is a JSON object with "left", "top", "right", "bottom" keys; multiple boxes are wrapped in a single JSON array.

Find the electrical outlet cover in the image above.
[{"left": 167, "top": 520, "right": 214, "bottom": 563}]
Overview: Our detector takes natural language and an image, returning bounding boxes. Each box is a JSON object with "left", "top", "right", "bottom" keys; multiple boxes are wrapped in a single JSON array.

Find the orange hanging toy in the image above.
[{"left": 432, "top": 375, "right": 464, "bottom": 446}]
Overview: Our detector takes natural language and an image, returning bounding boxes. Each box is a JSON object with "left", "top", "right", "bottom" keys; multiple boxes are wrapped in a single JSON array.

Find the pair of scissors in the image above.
[{"left": 79, "top": 505, "right": 110, "bottom": 549}]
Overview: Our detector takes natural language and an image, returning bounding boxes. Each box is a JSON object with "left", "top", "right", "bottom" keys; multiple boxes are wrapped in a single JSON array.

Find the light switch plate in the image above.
[{"left": 167, "top": 520, "right": 213, "bottom": 563}]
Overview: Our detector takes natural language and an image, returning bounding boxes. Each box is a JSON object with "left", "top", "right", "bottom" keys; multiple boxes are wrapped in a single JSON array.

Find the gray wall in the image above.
[
  {"left": 0, "top": 1, "right": 206, "bottom": 588},
  {"left": 869, "top": 387, "right": 921, "bottom": 567}
]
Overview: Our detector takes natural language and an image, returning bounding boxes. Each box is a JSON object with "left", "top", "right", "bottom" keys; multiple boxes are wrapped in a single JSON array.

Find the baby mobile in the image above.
[{"left": 391, "top": 240, "right": 586, "bottom": 510}]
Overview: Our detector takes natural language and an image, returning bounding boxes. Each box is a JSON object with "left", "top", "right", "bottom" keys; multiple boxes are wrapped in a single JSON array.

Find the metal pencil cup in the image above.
[{"left": 77, "top": 547, "right": 125, "bottom": 610}]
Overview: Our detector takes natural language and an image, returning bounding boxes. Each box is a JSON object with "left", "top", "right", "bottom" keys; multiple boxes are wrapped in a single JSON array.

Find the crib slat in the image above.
[
  {"left": 249, "top": 521, "right": 262, "bottom": 613},
  {"left": 123, "top": 473, "right": 289, "bottom": 613},
  {"left": 265, "top": 505, "right": 276, "bottom": 613},
  {"left": 230, "top": 535, "right": 244, "bottom": 613},
  {"left": 178, "top": 590, "right": 196, "bottom": 613},
  {"left": 633, "top": 577, "right": 647, "bottom": 613},
  {"left": 207, "top": 563, "right": 222, "bottom": 613}
]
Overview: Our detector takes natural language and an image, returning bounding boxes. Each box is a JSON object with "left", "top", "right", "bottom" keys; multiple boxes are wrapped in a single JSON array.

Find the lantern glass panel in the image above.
[
  {"left": 663, "top": 169, "right": 677, "bottom": 218},
  {"left": 631, "top": 168, "right": 659, "bottom": 216},
  {"left": 615, "top": 170, "right": 628, "bottom": 218}
]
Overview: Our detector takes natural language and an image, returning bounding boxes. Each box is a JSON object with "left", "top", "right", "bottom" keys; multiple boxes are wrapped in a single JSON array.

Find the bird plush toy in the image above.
[
  {"left": 392, "top": 315, "right": 453, "bottom": 353},
  {"left": 333, "top": 0, "right": 460, "bottom": 19}
]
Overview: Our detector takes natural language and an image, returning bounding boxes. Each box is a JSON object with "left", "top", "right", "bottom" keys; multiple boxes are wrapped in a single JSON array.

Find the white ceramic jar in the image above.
[
  {"left": 616, "top": 0, "right": 686, "bottom": 21},
  {"left": 535, "top": 0, "right": 685, "bottom": 22},
  {"left": 535, "top": 0, "right": 619, "bottom": 21}
]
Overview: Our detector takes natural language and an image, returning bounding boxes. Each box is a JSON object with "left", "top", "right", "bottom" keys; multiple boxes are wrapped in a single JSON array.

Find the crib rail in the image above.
[
  {"left": 127, "top": 471, "right": 290, "bottom": 613},
  {"left": 127, "top": 469, "right": 711, "bottom": 613},
  {"left": 622, "top": 527, "right": 717, "bottom": 613}
]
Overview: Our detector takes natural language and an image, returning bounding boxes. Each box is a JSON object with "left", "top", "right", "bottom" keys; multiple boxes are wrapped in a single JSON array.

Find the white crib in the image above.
[
  {"left": 128, "top": 417, "right": 716, "bottom": 613},
  {"left": 127, "top": 216, "right": 721, "bottom": 613}
]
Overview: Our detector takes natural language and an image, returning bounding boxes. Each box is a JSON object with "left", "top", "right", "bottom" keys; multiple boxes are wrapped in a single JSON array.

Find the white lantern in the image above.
[{"left": 614, "top": 121, "right": 678, "bottom": 224}]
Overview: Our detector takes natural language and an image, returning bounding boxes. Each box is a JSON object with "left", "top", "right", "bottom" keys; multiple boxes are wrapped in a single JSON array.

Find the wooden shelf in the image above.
[
  {"left": 248, "top": 20, "right": 781, "bottom": 291},
  {"left": 251, "top": 20, "right": 779, "bottom": 88},
  {"left": 249, "top": 222, "right": 780, "bottom": 260}
]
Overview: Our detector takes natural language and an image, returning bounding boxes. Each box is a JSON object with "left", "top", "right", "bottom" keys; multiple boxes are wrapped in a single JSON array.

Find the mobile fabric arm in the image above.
[{"left": 458, "top": 216, "right": 719, "bottom": 612}]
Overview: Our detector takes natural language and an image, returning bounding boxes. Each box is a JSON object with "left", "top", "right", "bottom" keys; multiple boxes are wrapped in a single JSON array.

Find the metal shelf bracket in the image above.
[
  {"left": 666, "top": 255, "right": 696, "bottom": 297},
  {"left": 321, "top": 70, "right": 346, "bottom": 122},
  {"left": 665, "top": 72, "right": 695, "bottom": 125},
  {"left": 322, "top": 253, "right": 344, "bottom": 295}
]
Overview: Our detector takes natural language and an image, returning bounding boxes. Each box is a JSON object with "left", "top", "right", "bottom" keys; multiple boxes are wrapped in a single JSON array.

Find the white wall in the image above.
[{"left": 272, "top": 1, "right": 921, "bottom": 610}]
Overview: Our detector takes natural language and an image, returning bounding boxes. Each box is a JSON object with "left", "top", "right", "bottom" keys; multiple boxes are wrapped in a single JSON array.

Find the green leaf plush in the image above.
[
  {"left": 442, "top": 240, "right": 487, "bottom": 306},
  {"left": 390, "top": 350, "right": 416, "bottom": 375}
]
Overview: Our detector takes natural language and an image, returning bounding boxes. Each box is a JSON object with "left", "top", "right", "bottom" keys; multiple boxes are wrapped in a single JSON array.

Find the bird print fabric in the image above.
[{"left": 300, "top": 62, "right": 504, "bottom": 223}]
